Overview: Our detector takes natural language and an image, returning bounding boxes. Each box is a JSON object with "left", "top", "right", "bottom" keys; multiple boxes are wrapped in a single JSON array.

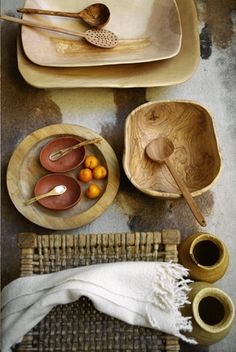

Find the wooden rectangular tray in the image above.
[
  {"left": 16, "top": 229, "right": 181, "bottom": 351},
  {"left": 21, "top": 0, "right": 182, "bottom": 67},
  {"left": 17, "top": 0, "right": 199, "bottom": 88}
]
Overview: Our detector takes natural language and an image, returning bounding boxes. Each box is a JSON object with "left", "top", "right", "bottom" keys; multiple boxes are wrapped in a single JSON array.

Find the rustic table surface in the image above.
[{"left": 1, "top": 1, "right": 236, "bottom": 351}]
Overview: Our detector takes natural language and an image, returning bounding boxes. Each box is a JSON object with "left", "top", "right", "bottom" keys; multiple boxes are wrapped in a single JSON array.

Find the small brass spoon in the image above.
[
  {"left": 0, "top": 15, "right": 118, "bottom": 48},
  {"left": 25, "top": 185, "right": 67, "bottom": 206},
  {"left": 17, "top": 3, "right": 110, "bottom": 28},
  {"left": 145, "top": 136, "right": 207, "bottom": 227}
]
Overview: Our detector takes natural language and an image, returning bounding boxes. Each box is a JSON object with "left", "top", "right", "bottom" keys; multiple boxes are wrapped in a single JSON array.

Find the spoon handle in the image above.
[
  {"left": 17, "top": 8, "right": 81, "bottom": 18},
  {"left": 49, "top": 138, "right": 102, "bottom": 161},
  {"left": 165, "top": 158, "right": 207, "bottom": 227},
  {"left": 0, "top": 15, "right": 85, "bottom": 37},
  {"left": 25, "top": 191, "right": 54, "bottom": 206}
]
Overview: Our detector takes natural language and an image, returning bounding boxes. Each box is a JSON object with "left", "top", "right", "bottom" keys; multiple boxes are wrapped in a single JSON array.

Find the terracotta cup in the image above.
[
  {"left": 178, "top": 232, "right": 229, "bottom": 282},
  {"left": 182, "top": 282, "right": 235, "bottom": 345}
]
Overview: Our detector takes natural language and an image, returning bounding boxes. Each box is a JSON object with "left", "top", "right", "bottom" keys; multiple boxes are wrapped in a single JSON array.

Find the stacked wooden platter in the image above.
[{"left": 16, "top": 0, "right": 200, "bottom": 88}]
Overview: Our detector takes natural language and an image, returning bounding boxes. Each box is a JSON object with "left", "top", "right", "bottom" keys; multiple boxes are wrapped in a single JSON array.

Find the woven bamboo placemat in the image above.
[{"left": 16, "top": 229, "right": 181, "bottom": 352}]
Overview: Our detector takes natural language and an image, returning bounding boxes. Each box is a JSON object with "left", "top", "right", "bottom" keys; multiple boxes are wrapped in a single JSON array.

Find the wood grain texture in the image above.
[
  {"left": 123, "top": 100, "right": 222, "bottom": 199},
  {"left": 16, "top": 0, "right": 200, "bottom": 88},
  {"left": 7, "top": 124, "right": 120, "bottom": 230},
  {"left": 18, "top": 3, "right": 110, "bottom": 28},
  {"left": 18, "top": 7, "right": 88, "bottom": 17},
  {"left": 20, "top": 0, "right": 182, "bottom": 67},
  {"left": 145, "top": 137, "right": 206, "bottom": 226}
]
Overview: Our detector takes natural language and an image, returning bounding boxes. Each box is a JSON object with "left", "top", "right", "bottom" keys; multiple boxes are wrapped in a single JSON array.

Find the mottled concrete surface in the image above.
[{"left": 1, "top": 0, "right": 236, "bottom": 351}]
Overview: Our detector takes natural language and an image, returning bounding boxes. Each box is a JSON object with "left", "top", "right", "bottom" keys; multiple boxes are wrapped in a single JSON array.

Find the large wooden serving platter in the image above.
[
  {"left": 7, "top": 124, "right": 120, "bottom": 230},
  {"left": 21, "top": 0, "right": 182, "bottom": 67},
  {"left": 17, "top": 0, "right": 199, "bottom": 88}
]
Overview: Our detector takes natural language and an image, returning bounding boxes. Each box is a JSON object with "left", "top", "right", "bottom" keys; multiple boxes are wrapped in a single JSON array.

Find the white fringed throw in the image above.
[{"left": 1, "top": 262, "right": 196, "bottom": 351}]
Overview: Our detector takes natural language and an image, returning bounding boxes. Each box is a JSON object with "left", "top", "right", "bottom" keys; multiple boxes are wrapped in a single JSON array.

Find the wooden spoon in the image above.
[
  {"left": 25, "top": 185, "right": 67, "bottom": 206},
  {"left": 49, "top": 137, "right": 102, "bottom": 161},
  {"left": 17, "top": 3, "right": 110, "bottom": 28},
  {"left": 0, "top": 15, "right": 118, "bottom": 48},
  {"left": 145, "top": 136, "right": 207, "bottom": 227}
]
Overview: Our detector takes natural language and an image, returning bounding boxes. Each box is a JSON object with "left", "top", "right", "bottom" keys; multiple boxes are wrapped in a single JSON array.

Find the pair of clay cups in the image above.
[{"left": 179, "top": 233, "right": 234, "bottom": 345}]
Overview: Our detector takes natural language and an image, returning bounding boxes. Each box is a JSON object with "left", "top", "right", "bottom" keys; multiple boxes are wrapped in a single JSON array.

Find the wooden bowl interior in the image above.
[{"left": 124, "top": 101, "right": 221, "bottom": 198}]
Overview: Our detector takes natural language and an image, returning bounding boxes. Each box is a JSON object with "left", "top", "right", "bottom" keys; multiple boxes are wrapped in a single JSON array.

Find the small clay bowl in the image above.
[
  {"left": 40, "top": 136, "right": 85, "bottom": 173},
  {"left": 34, "top": 174, "right": 81, "bottom": 210}
]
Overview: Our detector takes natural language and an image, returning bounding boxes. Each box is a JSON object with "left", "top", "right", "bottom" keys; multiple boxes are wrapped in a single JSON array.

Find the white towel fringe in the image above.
[{"left": 146, "top": 262, "right": 197, "bottom": 344}]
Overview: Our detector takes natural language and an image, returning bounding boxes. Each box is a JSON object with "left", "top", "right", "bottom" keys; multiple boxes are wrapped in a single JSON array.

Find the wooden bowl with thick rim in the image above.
[
  {"left": 7, "top": 124, "right": 120, "bottom": 230},
  {"left": 123, "top": 100, "right": 222, "bottom": 199}
]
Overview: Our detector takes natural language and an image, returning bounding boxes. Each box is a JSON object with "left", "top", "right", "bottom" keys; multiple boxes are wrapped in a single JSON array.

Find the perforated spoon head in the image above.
[
  {"left": 85, "top": 29, "right": 118, "bottom": 48},
  {"left": 0, "top": 15, "right": 118, "bottom": 49}
]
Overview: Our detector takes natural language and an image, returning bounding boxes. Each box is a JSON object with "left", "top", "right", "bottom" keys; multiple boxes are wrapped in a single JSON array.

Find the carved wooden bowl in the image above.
[{"left": 123, "top": 101, "right": 222, "bottom": 199}]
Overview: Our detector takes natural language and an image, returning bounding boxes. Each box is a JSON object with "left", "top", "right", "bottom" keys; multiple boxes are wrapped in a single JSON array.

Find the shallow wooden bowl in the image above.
[
  {"left": 123, "top": 101, "right": 222, "bottom": 199},
  {"left": 7, "top": 124, "right": 120, "bottom": 230}
]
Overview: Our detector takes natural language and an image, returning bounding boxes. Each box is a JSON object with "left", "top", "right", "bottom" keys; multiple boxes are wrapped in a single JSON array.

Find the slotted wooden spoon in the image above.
[
  {"left": 17, "top": 3, "right": 110, "bottom": 28},
  {"left": 146, "top": 136, "right": 207, "bottom": 227},
  {"left": 0, "top": 15, "right": 118, "bottom": 48},
  {"left": 49, "top": 137, "right": 102, "bottom": 161}
]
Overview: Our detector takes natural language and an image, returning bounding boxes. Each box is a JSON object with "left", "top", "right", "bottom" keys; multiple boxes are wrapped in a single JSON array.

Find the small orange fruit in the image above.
[
  {"left": 78, "top": 168, "right": 93, "bottom": 183},
  {"left": 93, "top": 165, "right": 107, "bottom": 180},
  {"left": 84, "top": 155, "right": 100, "bottom": 169},
  {"left": 86, "top": 184, "right": 101, "bottom": 199}
]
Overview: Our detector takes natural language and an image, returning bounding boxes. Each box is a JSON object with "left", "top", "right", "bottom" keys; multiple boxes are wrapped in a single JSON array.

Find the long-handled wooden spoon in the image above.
[
  {"left": 25, "top": 185, "right": 67, "bottom": 205},
  {"left": 0, "top": 15, "right": 118, "bottom": 48},
  {"left": 49, "top": 137, "right": 102, "bottom": 161},
  {"left": 17, "top": 3, "right": 110, "bottom": 28},
  {"left": 145, "top": 136, "right": 207, "bottom": 227}
]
